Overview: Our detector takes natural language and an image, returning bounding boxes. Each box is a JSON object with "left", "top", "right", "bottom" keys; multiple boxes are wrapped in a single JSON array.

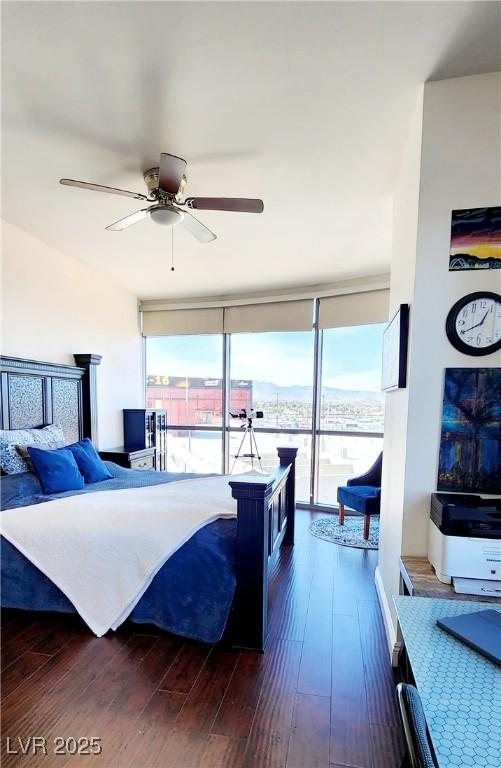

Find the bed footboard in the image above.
[{"left": 229, "top": 446, "right": 298, "bottom": 651}]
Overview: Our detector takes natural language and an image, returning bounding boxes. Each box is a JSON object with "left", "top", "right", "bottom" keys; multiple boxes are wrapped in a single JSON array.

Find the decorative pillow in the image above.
[
  {"left": 27, "top": 446, "right": 85, "bottom": 494},
  {"left": 66, "top": 438, "right": 112, "bottom": 484},
  {"left": 0, "top": 424, "right": 66, "bottom": 474},
  {"left": 16, "top": 441, "right": 66, "bottom": 471}
]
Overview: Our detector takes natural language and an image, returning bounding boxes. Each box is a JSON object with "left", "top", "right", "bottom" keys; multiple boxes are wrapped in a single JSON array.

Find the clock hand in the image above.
[{"left": 460, "top": 310, "right": 489, "bottom": 335}]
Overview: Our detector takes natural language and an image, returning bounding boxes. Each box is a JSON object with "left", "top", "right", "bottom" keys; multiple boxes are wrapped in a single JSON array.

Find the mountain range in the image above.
[{"left": 252, "top": 380, "right": 384, "bottom": 404}]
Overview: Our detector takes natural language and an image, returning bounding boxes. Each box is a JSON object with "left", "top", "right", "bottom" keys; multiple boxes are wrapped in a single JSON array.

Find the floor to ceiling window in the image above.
[
  {"left": 229, "top": 331, "right": 314, "bottom": 501},
  {"left": 146, "top": 335, "right": 224, "bottom": 474},
  {"left": 316, "top": 323, "right": 385, "bottom": 505},
  {"left": 145, "top": 307, "right": 386, "bottom": 508}
]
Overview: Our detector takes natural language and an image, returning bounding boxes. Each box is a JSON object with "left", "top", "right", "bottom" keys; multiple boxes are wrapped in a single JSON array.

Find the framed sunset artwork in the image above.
[{"left": 449, "top": 207, "right": 501, "bottom": 271}]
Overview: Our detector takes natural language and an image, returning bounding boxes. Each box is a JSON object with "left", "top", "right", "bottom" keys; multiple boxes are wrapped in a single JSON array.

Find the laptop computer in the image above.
[{"left": 437, "top": 610, "right": 501, "bottom": 666}]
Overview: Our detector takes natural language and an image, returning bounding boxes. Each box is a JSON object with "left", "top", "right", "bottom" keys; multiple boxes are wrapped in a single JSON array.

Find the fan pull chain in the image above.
[{"left": 171, "top": 227, "right": 175, "bottom": 272}]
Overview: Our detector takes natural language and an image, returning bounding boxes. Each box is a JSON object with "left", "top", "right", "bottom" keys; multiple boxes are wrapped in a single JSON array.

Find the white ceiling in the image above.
[{"left": 2, "top": 2, "right": 500, "bottom": 300}]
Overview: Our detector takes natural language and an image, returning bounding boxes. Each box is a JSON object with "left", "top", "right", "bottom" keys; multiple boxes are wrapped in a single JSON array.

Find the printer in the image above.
[{"left": 428, "top": 493, "right": 501, "bottom": 598}]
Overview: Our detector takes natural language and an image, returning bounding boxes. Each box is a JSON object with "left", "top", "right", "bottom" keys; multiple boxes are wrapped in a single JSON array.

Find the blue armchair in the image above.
[{"left": 336, "top": 452, "right": 382, "bottom": 540}]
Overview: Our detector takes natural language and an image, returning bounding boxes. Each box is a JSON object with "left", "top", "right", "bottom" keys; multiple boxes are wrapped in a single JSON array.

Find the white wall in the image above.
[
  {"left": 402, "top": 73, "right": 501, "bottom": 558},
  {"left": 377, "top": 72, "right": 501, "bottom": 648},
  {"left": 1, "top": 220, "right": 143, "bottom": 447},
  {"left": 376, "top": 87, "right": 424, "bottom": 642}
]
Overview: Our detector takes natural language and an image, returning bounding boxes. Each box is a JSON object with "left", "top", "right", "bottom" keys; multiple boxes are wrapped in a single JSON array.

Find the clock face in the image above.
[
  {"left": 446, "top": 292, "right": 501, "bottom": 356},
  {"left": 455, "top": 296, "right": 500, "bottom": 348}
]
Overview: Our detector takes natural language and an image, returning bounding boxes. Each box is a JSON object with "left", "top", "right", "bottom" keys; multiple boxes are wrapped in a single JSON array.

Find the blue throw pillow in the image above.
[
  {"left": 27, "top": 446, "right": 85, "bottom": 495},
  {"left": 66, "top": 438, "right": 112, "bottom": 484}
]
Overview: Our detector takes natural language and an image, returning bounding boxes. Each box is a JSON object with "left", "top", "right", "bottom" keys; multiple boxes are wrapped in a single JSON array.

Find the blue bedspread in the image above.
[{"left": 1, "top": 463, "right": 237, "bottom": 643}]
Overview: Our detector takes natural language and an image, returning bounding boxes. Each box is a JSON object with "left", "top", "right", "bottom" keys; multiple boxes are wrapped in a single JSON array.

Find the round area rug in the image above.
[{"left": 308, "top": 515, "right": 379, "bottom": 550}]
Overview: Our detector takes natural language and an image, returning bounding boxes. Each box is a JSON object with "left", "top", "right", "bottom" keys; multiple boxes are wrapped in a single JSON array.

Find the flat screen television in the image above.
[{"left": 381, "top": 303, "right": 409, "bottom": 391}]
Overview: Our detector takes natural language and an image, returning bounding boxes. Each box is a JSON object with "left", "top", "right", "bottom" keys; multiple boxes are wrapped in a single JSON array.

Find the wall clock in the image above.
[{"left": 446, "top": 291, "right": 501, "bottom": 356}]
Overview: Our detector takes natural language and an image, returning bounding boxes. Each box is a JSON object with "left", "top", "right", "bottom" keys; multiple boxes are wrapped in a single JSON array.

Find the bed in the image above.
[{"left": 0, "top": 355, "right": 297, "bottom": 651}]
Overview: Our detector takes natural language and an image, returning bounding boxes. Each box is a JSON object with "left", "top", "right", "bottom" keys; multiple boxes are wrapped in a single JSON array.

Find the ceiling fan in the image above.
[{"left": 59, "top": 152, "right": 264, "bottom": 243}]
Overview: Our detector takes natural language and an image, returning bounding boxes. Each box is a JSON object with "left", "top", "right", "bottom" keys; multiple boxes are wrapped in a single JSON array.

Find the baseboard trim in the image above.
[{"left": 374, "top": 565, "right": 400, "bottom": 666}]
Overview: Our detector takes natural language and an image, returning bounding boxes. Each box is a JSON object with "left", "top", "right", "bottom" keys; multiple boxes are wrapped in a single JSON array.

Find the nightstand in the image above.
[
  {"left": 123, "top": 410, "right": 167, "bottom": 472},
  {"left": 99, "top": 446, "right": 156, "bottom": 471}
]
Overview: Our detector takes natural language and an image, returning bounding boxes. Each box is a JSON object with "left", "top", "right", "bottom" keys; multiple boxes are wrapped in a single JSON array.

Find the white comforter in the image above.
[{"left": 1, "top": 475, "right": 237, "bottom": 636}]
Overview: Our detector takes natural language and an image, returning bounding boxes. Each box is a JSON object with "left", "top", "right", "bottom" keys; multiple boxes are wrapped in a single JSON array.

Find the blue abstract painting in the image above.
[{"left": 438, "top": 368, "right": 501, "bottom": 493}]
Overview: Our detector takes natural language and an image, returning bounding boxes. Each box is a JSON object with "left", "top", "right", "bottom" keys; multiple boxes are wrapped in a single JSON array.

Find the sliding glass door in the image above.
[{"left": 145, "top": 321, "right": 385, "bottom": 508}]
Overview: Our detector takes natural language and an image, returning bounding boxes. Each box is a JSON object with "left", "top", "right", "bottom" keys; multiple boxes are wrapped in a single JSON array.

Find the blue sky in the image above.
[{"left": 147, "top": 324, "right": 385, "bottom": 392}]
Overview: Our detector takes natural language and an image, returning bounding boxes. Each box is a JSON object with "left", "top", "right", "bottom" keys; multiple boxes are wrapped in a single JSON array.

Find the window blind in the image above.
[
  {"left": 223, "top": 299, "right": 313, "bottom": 334},
  {"left": 318, "top": 290, "right": 389, "bottom": 329},
  {"left": 142, "top": 291, "right": 387, "bottom": 336},
  {"left": 142, "top": 307, "right": 224, "bottom": 336}
]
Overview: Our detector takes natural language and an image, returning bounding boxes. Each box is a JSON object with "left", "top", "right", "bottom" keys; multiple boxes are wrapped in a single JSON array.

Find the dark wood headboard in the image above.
[{"left": 0, "top": 354, "right": 102, "bottom": 445}]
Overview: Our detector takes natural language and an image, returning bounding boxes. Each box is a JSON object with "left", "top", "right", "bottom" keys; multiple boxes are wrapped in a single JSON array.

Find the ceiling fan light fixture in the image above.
[
  {"left": 148, "top": 205, "right": 184, "bottom": 227},
  {"left": 60, "top": 152, "right": 263, "bottom": 242}
]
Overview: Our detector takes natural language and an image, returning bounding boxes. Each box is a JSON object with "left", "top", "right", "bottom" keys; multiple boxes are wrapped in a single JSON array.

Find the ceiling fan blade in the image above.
[
  {"left": 106, "top": 208, "right": 149, "bottom": 231},
  {"left": 180, "top": 210, "right": 217, "bottom": 243},
  {"left": 60, "top": 178, "right": 149, "bottom": 200},
  {"left": 183, "top": 197, "right": 264, "bottom": 213},
  {"left": 158, "top": 153, "right": 187, "bottom": 195}
]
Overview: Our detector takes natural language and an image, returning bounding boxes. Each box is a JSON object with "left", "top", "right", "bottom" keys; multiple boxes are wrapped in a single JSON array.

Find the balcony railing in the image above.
[{"left": 164, "top": 424, "right": 383, "bottom": 507}]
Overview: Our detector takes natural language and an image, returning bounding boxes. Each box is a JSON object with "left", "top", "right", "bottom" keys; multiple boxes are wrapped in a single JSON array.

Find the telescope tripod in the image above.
[{"left": 231, "top": 417, "right": 263, "bottom": 473}]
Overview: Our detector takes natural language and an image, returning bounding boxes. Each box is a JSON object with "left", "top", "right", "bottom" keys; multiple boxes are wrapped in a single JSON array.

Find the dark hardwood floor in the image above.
[{"left": 1, "top": 509, "right": 404, "bottom": 767}]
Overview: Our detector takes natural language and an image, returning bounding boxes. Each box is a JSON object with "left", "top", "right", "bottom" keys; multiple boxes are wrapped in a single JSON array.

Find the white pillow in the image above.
[{"left": 0, "top": 424, "right": 66, "bottom": 474}]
